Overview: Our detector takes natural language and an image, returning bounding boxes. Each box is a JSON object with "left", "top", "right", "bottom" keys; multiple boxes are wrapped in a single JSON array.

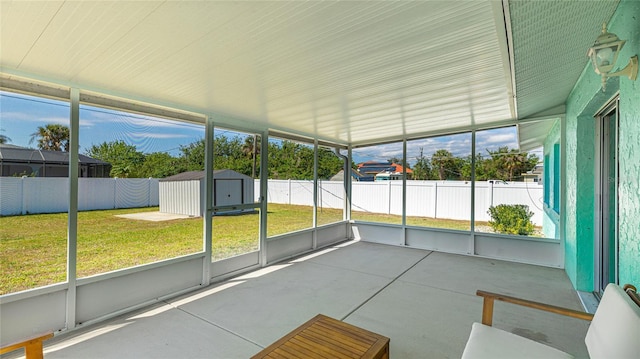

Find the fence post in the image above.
[
  {"left": 113, "top": 177, "right": 117, "bottom": 209},
  {"left": 21, "top": 176, "right": 27, "bottom": 215},
  {"left": 387, "top": 181, "right": 392, "bottom": 215},
  {"left": 288, "top": 179, "right": 292, "bottom": 205},
  {"left": 489, "top": 180, "right": 494, "bottom": 207},
  {"left": 148, "top": 178, "right": 152, "bottom": 207},
  {"left": 433, "top": 182, "right": 438, "bottom": 219}
]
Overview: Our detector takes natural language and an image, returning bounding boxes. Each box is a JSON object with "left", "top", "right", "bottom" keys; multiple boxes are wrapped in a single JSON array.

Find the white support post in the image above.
[
  {"left": 259, "top": 131, "right": 269, "bottom": 266},
  {"left": 202, "top": 116, "right": 214, "bottom": 286},
  {"left": 346, "top": 147, "right": 352, "bottom": 222},
  {"left": 470, "top": 130, "right": 476, "bottom": 255},
  {"left": 402, "top": 139, "right": 407, "bottom": 245},
  {"left": 66, "top": 88, "right": 80, "bottom": 330},
  {"left": 312, "top": 140, "right": 318, "bottom": 249}
]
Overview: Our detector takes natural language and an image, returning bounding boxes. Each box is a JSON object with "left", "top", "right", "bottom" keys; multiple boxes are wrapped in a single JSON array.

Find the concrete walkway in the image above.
[{"left": 37, "top": 241, "right": 589, "bottom": 358}]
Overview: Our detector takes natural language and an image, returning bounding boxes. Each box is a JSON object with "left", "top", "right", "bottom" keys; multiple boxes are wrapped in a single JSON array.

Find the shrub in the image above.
[{"left": 487, "top": 204, "right": 535, "bottom": 235}]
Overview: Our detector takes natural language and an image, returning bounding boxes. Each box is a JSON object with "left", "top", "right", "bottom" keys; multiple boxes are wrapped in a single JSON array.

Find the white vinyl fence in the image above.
[
  {"left": 0, "top": 177, "right": 159, "bottom": 216},
  {"left": 259, "top": 179, "right": 545, "bottom": 226},
  {"left": 1, "top": 177, "right": 543, "bottom": 226}
]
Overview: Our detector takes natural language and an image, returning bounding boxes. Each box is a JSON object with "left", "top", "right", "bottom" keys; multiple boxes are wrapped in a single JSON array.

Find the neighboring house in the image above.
[
  {"left": 358, "top": 161, "right": 413, "bottom": 181},
  {"left": 521, "top": 164, "right": 543, "bottom": 183},
  {"left": 374, "top": 172, "right": 403, "bottom": 181},
  {"left": 330, "top": 169, "right": 372, "bottom": 182},
  {"left": 0, "top": 144, "right": 111, "bottom": 178}
]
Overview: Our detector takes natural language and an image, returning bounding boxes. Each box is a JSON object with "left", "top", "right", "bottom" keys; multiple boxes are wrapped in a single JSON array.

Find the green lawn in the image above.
[{"left": 1, "top": 204, "right": 500, "bottom": 294}]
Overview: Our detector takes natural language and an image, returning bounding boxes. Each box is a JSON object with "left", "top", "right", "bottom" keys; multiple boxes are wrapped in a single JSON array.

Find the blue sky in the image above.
[
  {"left": 351, "top": 127, "right": 540, "bottom": 166},
  {"left": 1, "top": 91, "right": 539, "bottom": 164},
  {"left": 1, "top": 91, "right": 204, "bottom": 156}
]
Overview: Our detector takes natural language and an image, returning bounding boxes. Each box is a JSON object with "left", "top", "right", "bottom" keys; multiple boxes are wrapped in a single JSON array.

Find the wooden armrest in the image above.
[
  {"left": 623, "top": 284, "right": 640, "bottom": 307},
  {"left": 476, "top": 290, "right": 594, "bottom": 326},
  {"left": 0, "top": 332, "right": 54, "bottom": 359}
]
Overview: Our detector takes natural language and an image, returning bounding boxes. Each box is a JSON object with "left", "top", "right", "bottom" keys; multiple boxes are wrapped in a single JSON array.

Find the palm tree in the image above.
[
  {"left": 0, "top": 129, "right": 10, "bottom": 144},
  {"left": 241, "top": 135, "right": 261, "bottom": 178},
  {"left": 431, "top": 149, "right": 454, "bottom": 180},
  {"left": 30, "top": 124, "right": 70, "bottom": 151}
]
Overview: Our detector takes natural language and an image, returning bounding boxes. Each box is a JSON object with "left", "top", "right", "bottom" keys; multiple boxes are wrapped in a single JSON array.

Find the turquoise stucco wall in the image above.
[
  {"left": 614, "top": 0, "right": 640, "bottom": 288},
  {"left": 564, "top": 0, "right": 640, "bottom": 291}
]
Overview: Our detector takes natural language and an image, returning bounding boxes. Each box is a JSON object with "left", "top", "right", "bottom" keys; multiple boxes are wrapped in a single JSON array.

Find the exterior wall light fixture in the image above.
[{"left": 587, "top": 23, "right": 638, "bottom": 91}]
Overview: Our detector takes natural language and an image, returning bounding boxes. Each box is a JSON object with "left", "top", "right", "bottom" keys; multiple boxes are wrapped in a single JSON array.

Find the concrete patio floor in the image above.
[{"left": 32, "top": 241, "right": 589, "bottom": 358}]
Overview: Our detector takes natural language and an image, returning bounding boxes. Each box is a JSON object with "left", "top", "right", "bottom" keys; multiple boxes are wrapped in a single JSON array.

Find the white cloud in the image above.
[
  {"left": 135, "top": 133, "right": 191, "bottom": 139},
  {"left": 80, "top": 108, "right": 202, "bottom": 130},
  {"left": 2, "top": 111, "right": 95, "bottom": 128},
  {"left": 353, "top": 128, "right": 526, "bottom": 166}
]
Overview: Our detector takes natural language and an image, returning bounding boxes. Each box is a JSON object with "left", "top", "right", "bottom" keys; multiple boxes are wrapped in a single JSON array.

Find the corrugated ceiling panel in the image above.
[
  {"left": 13, "top": 2, "right": 160, "bottom": 81},
  {"left": 1, "top": 1, "right": 513, "bottom": 145},
  {"left": 518, "top": 119, "right": 559, "bottom": 151},
  {"left": 0, "top": 1, "right": 64, "bottom": 68},
  {"left": 509, "top": 0, "right": 620, "bottom": 118}
]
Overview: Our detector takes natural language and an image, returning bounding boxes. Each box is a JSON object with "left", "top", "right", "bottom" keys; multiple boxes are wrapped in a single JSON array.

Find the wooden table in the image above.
[{"left": 251, "top": 314, "right": 390, "bottom": 359}]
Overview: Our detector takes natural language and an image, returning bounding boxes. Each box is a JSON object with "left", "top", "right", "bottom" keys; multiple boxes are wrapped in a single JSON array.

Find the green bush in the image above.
[{"left": 487, "top": 204, "right": 535, "bottom": 235}]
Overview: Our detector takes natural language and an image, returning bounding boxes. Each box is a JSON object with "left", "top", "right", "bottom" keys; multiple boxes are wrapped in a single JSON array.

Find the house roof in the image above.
[
  {"left": 391, "top": 164, "right": 413, "bottom": 174},
  {"left": 0, "top": 144, "right": 109, "bottom": 165},
  {"left": 160, "top": 169, "right": 244, "bottom": 182},
  {"left": 0, "top": 1, "right": 619, "bottom": 147},
  {"left": 358, "top": 161, "right": 413, "bottom": 175},
  {"left": 160, "top": 171, "right": 206, "bottom": 182},
  {"left": 330, "top": 169, "right": 371, "bottom": 182}
]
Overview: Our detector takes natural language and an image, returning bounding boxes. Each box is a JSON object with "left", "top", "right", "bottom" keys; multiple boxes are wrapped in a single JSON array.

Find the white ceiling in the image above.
[{"left": 0, "top": 0, "right": 621, "bottom": 147}]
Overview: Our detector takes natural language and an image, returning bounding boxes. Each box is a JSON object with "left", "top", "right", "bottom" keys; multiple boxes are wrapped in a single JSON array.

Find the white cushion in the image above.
[
  {"left": 462, "top": 323, "right": 574, "bottom": 359},
  {"left": 585, "top": 283, "right": 640, "bottom": 359}
]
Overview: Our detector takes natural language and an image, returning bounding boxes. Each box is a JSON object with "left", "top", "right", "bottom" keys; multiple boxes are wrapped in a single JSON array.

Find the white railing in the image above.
[
  {"left": 0, "top": 177, "right": 543, "bottom": 226},
  {"left": 259, "top": 179, "right": 545, "bottom": 226},
  {"left": 0, "top": 177, "right": 159, "bottom": 216}
]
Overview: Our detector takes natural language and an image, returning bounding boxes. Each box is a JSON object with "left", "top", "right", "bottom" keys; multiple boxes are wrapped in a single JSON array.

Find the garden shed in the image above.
[{"left": 159, "top": 170, "right": 254, "bottom": 217}]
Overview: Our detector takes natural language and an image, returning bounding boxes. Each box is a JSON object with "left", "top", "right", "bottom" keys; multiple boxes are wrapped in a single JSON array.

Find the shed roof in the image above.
[{"left": 160, "top": 169, "right": 248, "bottom": 182}]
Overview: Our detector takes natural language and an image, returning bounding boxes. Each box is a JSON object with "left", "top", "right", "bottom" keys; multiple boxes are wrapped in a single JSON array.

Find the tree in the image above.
[
  {"left": 30, "top": 124, "right": 69, "bottom": 151},
  {"left": 85, "top": 140, "right": 145, "bottom": 178},
  {"left": 268, "top": 141, "right": 314, "bottom": 179},
  {"left": 179, "top": 139, "right": 206, "bottom": 171},
  {"left": 485, "top": 147, "right": 538, "bottom": 181},
  {"left": 213, "top": 135, "right": 253, "bottom": 175},
  {"left": 0, "top": 129, "right": 10, "bottom": 144},
  {"left": 412, "top": 147, "right": 431, "bottom": 180},
  {"left": 430, "top": 149, "right": 460, "bottom": 180},
  {"left": 241, "top": 135, "right": 261, "bottom": 178},
  {"left": 138, "top": 152, "right": 182, "bottom": 178},
  {"left": 388, "top": 156, "right": 401, "bottom": 164},
  {"left": 178, "top": 135, "right": 256, "bottom": 176},
  {"left": 317, "top": 148, "right": 344, "bottom": 179}
]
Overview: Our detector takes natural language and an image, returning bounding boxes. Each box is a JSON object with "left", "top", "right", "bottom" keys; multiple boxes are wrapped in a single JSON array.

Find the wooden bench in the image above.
[
  {"left": 251, "top": 314, "right": 390, "bottom": 359},
  {"left": 0, "top": 332, "right": 54, "bottom": 359}
]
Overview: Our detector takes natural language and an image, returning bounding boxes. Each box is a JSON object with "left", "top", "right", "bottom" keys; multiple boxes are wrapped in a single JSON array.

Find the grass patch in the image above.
[{"left": 0, "top": 204, "right": 538, "bottom": 294}]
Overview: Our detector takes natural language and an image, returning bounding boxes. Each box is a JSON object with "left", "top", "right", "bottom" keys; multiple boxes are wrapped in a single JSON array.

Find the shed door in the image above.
[{"left": 214, "top": 179, "right": 243, "bottom": 207}]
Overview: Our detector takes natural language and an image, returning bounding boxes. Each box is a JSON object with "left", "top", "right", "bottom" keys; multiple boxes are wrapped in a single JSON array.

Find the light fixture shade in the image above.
[{"left": 587, "top": 23, "right": 625, "bottom": 75}]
